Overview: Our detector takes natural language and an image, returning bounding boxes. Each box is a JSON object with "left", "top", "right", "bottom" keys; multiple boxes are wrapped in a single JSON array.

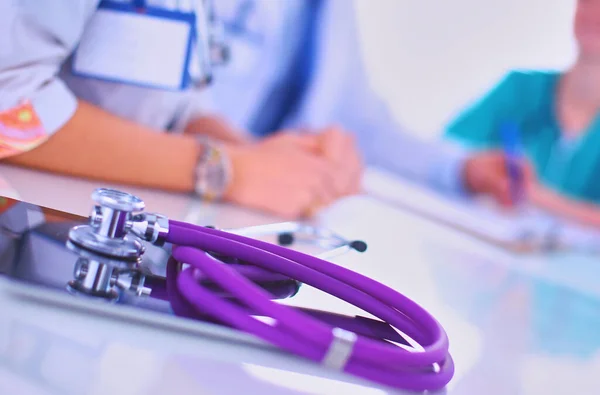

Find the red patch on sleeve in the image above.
[{"left": 0, "top": 101, "right": 48, "bottom": 158}]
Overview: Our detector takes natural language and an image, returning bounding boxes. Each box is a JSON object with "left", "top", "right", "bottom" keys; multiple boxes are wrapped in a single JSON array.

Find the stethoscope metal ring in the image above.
[
  {"left": 68, "top": 226, "right": 144, "bottom": 261},
  {"left": 71, "top": 189, "right": 148, "bottom": 260},
  {"left": 92, "top": 188, "right": 145, "bottom": 212},
  {"left": 66, "top": 241, "right": 149, "bottom": 301}
]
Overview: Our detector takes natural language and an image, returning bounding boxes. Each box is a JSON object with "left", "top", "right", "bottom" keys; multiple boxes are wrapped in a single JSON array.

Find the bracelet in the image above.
[{"left": 194, "top": 137, "right": 232, "bottom": 201}]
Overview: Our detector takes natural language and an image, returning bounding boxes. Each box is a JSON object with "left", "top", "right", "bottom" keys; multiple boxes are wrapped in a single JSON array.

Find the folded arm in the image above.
[
  {"left": 0, "top": 1, "right": 202, "bottom": 191},
  {"left": 6, "top": 101, "right": 200, "bottom": 191}
]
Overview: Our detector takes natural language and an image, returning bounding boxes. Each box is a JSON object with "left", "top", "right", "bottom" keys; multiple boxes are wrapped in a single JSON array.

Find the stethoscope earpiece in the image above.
[
  {"left": 349, "top": 240, "right": 368, "bottom": 253},
  {"left": 277, "top": 232, "right": 294, "bottom": 246},
  {"left": 277, "top": 232, "right": 368, "bottom": 253}
]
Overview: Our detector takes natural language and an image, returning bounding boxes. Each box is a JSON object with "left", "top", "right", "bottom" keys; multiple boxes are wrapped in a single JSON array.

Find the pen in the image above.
[{"left": 500, "top": 121, "right": 523, "bottom": 206}]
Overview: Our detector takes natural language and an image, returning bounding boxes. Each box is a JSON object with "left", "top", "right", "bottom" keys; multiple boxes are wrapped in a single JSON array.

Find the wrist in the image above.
[{"left": 432, "top": 144, "right": 472, "bottom": 197}]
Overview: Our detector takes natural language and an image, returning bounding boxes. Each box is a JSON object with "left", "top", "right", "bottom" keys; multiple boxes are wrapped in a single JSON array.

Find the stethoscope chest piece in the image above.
[
  {"left": 68, "top": 226, "right": 144, "bottom": 261},
  {"left": 68, "top": 188, "right": 168, "bottom": 260},
  {"left": 66, "top": 189, "right": 169, "bottom": 300},
  {"left": 66, "top": 241, "right": 150, "bottom": 302}
]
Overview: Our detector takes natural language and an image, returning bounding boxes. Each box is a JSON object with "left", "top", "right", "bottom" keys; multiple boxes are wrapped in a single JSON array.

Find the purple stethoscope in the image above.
[{"left": 67, "top": 189, "right": 454, "bottom": 392}]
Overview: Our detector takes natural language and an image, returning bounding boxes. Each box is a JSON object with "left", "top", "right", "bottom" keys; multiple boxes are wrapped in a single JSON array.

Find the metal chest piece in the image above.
[
  {"left": 67, "top": 188, "right": 169, "bottom": 301},
  {"left": 69, "top": 189, "right": 146, "bottom": 260},
  {"left": 66, "top": 243, "right": 150, "bottom": 302},
  {"left": 69, "top": 188, "right": 169, "bottom": 259}
]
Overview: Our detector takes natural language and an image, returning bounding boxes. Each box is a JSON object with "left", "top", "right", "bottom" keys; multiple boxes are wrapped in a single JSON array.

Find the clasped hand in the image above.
[{"left": 222, "top": 127, "right": 363, "bottom": 218}]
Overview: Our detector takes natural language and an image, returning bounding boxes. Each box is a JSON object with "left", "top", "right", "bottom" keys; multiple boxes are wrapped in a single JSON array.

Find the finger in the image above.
[
  {"left": 301, "top": 201, "right": 326, "bottom": 219},
  {"left": 296, "top": 188, "right": 322, "bottom": 219},
  {"left": 291, "top": 133, "right": 322, "bottom": 153},
  {"left": 308, "top": 170, "right": 338, "bottom": 206},
  {"left": 295, "top": 149, "right": 338, "bottom": 182},
  {"left": 348, "top": 165, "right": 364, "bottom": 195},
  {"left": 269, "top": 187, "right": 314, "bottom": 220},
  {"left": 489, "top": 177, "right": 513, "bottom": 208},
  {"left": 304, "top": 155, "right": 344, "bottom": 201},
  {"left": 518, "top": 159, "right": 536, "bottom": 181},
  {"left": 344, "top": 134, "right": 364, "bottom": 194},
  {"left": 277, "top": 156, "right": 336, "bottom": 214},
  {"left": 314, "top": 130, "right": 356, "bottom": 195},
  {"left": 352, "top": 158, "right": 365, "bottom": 193},
  {"left": 320, "top": 127, "right": 347, "bottom": 164},
  {"left": 498, "top": 155, "right": 532, "bottom": 204}
]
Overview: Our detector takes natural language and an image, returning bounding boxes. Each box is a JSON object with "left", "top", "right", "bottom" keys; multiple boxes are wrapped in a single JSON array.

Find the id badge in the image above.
[{"left": 72, "top": 0, "right": 196, "bottom": 90}]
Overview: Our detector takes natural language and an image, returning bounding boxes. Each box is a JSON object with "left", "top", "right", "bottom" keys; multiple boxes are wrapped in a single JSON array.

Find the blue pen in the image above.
[{"left": 500, "top": 122, "right": 523, "bottom": 205}]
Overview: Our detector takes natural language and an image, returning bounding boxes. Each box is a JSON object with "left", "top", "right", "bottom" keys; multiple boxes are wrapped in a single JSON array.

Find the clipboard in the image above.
[{"left": 362, "top": 168, "right": 600, "bottom": 254}]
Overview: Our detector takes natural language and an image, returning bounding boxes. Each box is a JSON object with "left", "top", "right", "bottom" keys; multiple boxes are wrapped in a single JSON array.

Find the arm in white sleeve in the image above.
[
  {"left": 358, "top": 127, "right": 471, "bottom": 196},
  {"left": 0, "top": 1, "right": 99, "bottom": 136},
  {"left": 333, "top": 3, "right": 470, "bottom": 196},
  {"left": 290, "top": 0, "right": 469, "bottom": 196}
]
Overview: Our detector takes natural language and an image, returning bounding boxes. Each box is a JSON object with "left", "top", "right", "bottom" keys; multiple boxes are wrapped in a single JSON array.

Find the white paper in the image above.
[
  {"left": 73, "top": 9, "right": 192, "bottom": 90},
  {"left": 363, "top": 167, "right": 600, "bottom": 252},
  {"left": 362, "top": 168, "right": 528, "bottom": 241}
]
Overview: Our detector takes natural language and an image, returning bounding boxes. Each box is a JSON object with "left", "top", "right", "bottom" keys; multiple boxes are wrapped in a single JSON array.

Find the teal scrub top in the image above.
[{"left": 445, "top": 70, "right": 600, "bottom": 203}]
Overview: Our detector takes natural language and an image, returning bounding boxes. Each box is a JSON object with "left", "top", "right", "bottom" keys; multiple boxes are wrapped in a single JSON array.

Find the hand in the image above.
[
  {"left": 462, "top": 150, "right": 535, "bottom": 207},
  {"left": 222, "top": 134, "right": 346, "bottom": 218},
  {"left": 314, "top": 126, "right": 364, "bottom": 196}
]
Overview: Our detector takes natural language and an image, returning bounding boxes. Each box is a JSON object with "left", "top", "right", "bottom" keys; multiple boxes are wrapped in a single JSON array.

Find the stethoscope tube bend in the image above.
[{"left": 166, "top": 221, "right": 454, "bottom": 391}]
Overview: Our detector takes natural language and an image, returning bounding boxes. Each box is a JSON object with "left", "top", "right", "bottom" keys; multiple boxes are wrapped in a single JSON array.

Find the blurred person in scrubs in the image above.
[
  {"left": 205, "top": 0, "right": 524, "bottom": 208},
  {"left": 446, "top": 0, "right": 600, "bottom": 226}
]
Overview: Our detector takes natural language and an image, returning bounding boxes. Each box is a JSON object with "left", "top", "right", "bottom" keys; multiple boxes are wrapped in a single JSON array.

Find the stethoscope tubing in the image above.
[
  {"left": 171, "top": 221, "right": 446, "bottom": 357},
  {"left": 164, "top": 220, "right": 454, "bottom": 391}
]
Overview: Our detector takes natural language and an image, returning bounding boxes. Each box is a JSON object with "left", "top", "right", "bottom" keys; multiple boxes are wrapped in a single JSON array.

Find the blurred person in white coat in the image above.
[
  {"left": 205, "top": 0, "right": 522, "bottom": 207},
  {"left": 0, "top": 0, "right": 366, "bottom": 218}
]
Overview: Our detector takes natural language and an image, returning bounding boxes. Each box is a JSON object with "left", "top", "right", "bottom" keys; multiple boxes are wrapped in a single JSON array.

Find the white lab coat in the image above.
[{"left": 0, "top": 0, "right": 208, "bottom": 135}]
